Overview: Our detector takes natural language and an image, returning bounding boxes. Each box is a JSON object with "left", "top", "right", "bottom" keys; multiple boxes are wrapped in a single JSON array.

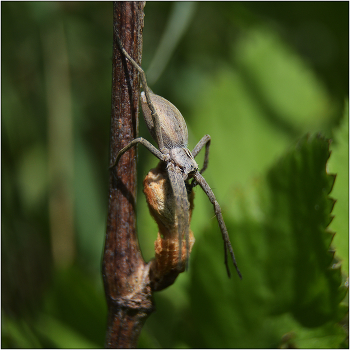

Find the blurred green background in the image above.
[{"left": 2, "top": 2, "right": 348, "bottom": 348}]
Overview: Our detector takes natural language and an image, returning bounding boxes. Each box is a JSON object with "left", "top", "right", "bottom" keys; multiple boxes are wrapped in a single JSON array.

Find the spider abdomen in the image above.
[{"left": 141, "top": 92, "right": 188, "bottom": 149}]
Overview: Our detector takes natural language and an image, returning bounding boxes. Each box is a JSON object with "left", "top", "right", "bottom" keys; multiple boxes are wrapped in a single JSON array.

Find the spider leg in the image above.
[
  {"left": 193, "top": 172, "right": 242, "bottom": 279},
  {"left": 116, "top": 34, "right": 165, "bottom": 152},
  {"left": 167, "top": 163, "right": 190, "bottom": 271},
  {"left": 110, "top": 137, "right": 165, "bottom": 170},
  {"left": 191, "top": 134, "right": 211, "bottom": 174}
]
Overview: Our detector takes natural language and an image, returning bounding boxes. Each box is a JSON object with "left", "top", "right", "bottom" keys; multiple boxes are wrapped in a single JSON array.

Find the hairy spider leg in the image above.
[
  {"left": 115, "top": 33, "right": 165, "bottom": 152},
  {"left": 110, "top": 137, "right": 165, "bottom": 170},
  {"left": 192, "top": 134, "right": 211, "bottom": 174},
  {"left": 193, "top": 172, "right": 242, "bottom": 279},
  {"left": 186, "top": 134, "right": 212, "bottom": 191}
]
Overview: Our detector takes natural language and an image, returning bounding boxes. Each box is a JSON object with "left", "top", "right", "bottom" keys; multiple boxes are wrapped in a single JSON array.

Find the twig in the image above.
[{"left": 102, "top": 2, "right": 153, "bottom": 348}]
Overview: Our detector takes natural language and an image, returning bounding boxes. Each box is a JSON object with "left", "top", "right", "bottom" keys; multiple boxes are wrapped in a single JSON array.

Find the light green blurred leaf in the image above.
[
  {"left": 17, "top": 144, "right": 48, "bottom": 210},
  {"left": 74, "top": 136, "right": 106, "bottom": 269},
  {"left": 235, "top": 27, "right": 336, "bottom": 133},
  {"left": 189, "top": 66, "right": 290, "bottom": 202},
  {"left": 2, "top": 315, "right": 42, "bottom": 348},
  {"left": 34, "top": 314, "right": 99, "bottom": 349}
]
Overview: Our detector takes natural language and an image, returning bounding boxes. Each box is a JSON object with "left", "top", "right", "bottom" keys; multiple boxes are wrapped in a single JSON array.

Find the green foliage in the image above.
[
  {"left": 328, "top": 104, "right": 349, "bottom": 274},
  {"left": 2, "top": 2, "right": 348, "bottom": 348},
  {"left": 183, "top": 135, "right": 346, "bottom": 348}
]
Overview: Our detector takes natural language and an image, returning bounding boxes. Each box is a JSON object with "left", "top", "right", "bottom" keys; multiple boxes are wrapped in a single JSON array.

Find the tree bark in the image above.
[{"left": 102, "top": 2, "right": 153, "bottom": 348}]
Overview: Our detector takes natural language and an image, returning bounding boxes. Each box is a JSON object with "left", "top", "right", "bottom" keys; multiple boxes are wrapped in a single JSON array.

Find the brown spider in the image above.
[{"left": 110, "top": 36, "right": 241, "bottom": 279}]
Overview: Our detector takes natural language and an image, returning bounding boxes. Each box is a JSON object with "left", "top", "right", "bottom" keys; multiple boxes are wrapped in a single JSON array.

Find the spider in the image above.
[{"left": 111, "top": 35, "right": 242, "bottom": 279}]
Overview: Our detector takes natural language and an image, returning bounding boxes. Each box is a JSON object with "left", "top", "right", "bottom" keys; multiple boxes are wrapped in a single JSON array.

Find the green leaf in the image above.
[
  {"left": 328, "top": 101, "right": 349, "bottom": 274},
  {"left": 184, "top": 134, "right": 346, "bottom": 348},
  {"left": 264, "top": 134, "right": 342, "bottom": 326},
  {"left": 2, "top": 314, "right": 42, "bottom": 348}
]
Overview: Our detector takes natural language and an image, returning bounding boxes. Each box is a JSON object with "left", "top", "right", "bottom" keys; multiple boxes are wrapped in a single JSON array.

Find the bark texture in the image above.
[{"left": 102, "top": 2, "right": 153, "bottom": 348}]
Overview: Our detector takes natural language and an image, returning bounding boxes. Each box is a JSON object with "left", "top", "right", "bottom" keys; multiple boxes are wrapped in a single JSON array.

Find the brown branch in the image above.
[{"left": 102, "top": 2, "right": 153, "bottom": 348}]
